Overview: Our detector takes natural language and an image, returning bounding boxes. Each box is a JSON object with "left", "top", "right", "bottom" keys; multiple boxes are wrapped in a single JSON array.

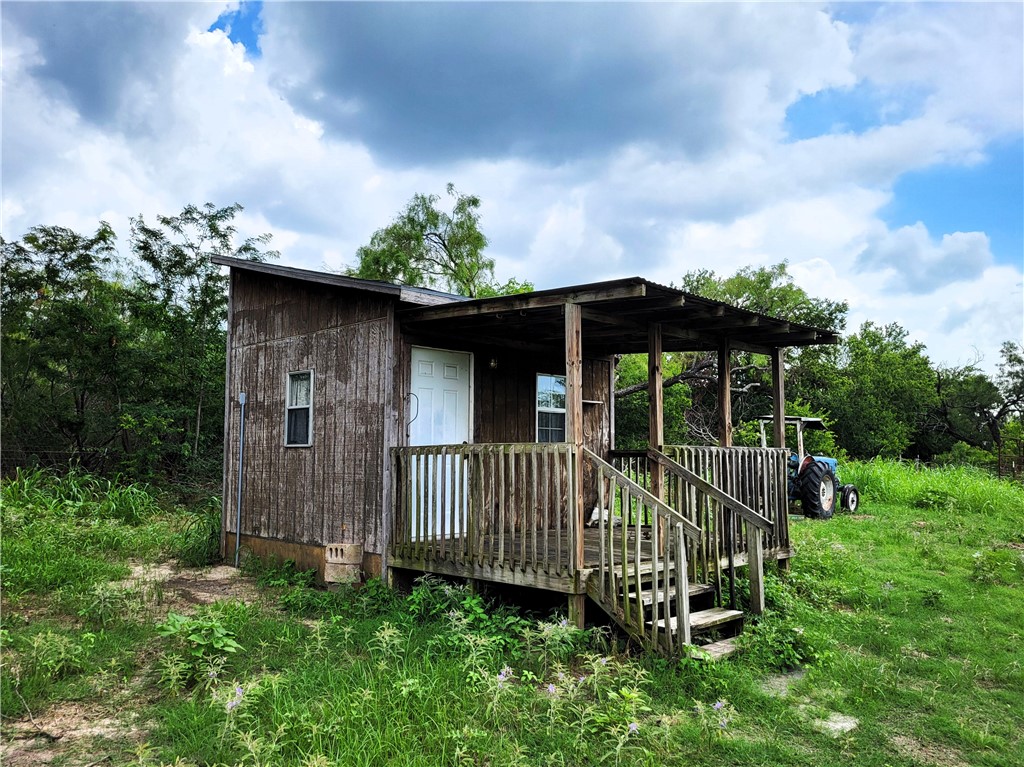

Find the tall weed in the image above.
[
  {"left": 175, "top": 497, "right": 222, "bottom": 567},
  {"left": 844, "top": 460, "right": 1024, "bottom": 519}
]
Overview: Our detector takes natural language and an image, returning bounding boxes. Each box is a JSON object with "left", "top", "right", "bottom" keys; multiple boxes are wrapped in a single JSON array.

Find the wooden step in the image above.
[
  {"left": 628, "top": 581, "right": 715, "bottom": 608},
  {"left": 699, "top": 637, "right": 740, "bottom": 661},
  {"left": 657, "top": 606, "right": 744, "bottom": 633}
]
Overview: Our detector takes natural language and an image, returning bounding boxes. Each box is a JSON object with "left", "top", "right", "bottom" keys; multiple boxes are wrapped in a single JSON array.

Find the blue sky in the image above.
[
  {"left": 883, "top": 139, "right": 1024, "bottom": 268},
  {"left": 2, "top": 1, "right": 1021, "bottom": 373},
  {"left": 209, "top": 1, "right": 263, "bottom": 57}
]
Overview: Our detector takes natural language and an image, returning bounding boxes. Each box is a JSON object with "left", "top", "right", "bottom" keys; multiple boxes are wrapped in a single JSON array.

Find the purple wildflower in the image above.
[
  {"left": 628, "top": 722, "right": 639, "bottom": 734},
  {"left": 226, "top": 698, "right": 240, "bottom": 711},
  {"left": 713, "top": 700, "right": 725, "bottom": 711},
  {"left": 599, "top": 657, "right": 609, "bottom": 666},
  {"left": 546, "top": 684, "right": 557, "bottom": 695},
  {"left": 560, "top": 618, "right": 569, "bottom": 628}
]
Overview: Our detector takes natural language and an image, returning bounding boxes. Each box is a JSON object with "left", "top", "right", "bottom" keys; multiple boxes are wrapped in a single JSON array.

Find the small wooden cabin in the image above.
[{"left": 216, "top": 256, "right": 838, "bottom": 655}]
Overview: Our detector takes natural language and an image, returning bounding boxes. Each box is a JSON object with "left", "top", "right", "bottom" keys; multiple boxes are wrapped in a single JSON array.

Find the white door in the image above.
[{"left": 409, "top": 347, "right": 472, "bottom": 538}]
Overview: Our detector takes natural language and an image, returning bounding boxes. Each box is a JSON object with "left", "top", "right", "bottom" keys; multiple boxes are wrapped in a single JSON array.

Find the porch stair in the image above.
[
  {"left": 582, "top": 446, "right": 770, "bottom": 660},
  {"left": 587, "top": 571, "right": 745, "bottom": 660}
]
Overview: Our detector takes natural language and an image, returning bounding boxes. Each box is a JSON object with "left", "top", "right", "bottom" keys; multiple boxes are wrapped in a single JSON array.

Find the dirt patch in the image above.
[
  {"left": 2, "top": 564, "right": 263, "bottom": 766},
  {"left": 760, "top": 668, "right": 806, "bottom": 697},
  {"left": 891, "top": 734, "right": 968, "bottom": 767},
  {"left": 117, "top": 561, "right": 263, "bottom": 613},
  {"left": 161, "top": 565, "right": 262, "bottom": 607},
  {"left": 1, "top": 700, "right": 141, "bottom": 767}
]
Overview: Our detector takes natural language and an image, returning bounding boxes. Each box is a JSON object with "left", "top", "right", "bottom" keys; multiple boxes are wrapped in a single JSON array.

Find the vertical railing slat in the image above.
[
  {"left": 530, "top": 447, "right": 539, "bottom": 573},
  {"left": 439, "top": 446, "right": 448, "bottom": 560}
]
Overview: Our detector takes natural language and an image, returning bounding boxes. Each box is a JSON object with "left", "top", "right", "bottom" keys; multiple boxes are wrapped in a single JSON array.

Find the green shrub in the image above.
[
  {"left": 970, "top": 548, "right": 1021, "bottom": 585},
  {"left": 738, "top": 612, "right": 833, "bottom": 671},
  {"left": 156, "top": 610, "right": 243, "bottom": 689},
  {"left": 20, "top": 629, "right": 96, "bottom": 681},
  {"left": 278, "top": 585, "right": 348, "bottom": 617},
  {"left": 240, "top": 554, "right": 315, "bottom": 588}
]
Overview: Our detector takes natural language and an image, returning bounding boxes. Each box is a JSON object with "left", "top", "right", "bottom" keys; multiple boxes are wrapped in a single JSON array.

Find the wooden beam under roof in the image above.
[
  {"left": 580, "top": 307, "right": 696, "bottom": 343},
  {"left": 615, "top": 295, "right": 687, "bottom": 312},
  {"left": 402, "top": 280, "right": 649, "bottom": 322},
  {"left": 683, "top": 315, "right": 762, "bottom": 331}
]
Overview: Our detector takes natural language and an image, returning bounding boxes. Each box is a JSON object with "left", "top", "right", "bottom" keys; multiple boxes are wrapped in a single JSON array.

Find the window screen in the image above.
[
  {"left": 286, "top": 371, "right": 313, "bottom": 446},
  {"left": 537, "top": 373, "right": 567, "bottom": 443}
]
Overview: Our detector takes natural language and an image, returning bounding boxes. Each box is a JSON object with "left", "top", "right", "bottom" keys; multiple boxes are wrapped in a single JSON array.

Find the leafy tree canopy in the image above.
[
  {"left": 802, "top": 321, "right": 938, "bottom": 458},
  {"left": 997, "top": 341, "right": 1024, "bottom": 418},
  {"left": 680, "top": 262, "right": 848, "bottom": 333},
  {"left": 1, "top": 203, "right": 275, "bottom": 480},
  {"left": 348, "top": 184, "right": 532, "bottom": 297}
]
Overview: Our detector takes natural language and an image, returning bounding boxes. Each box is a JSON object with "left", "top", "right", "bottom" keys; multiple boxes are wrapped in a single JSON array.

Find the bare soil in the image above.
[
  {"left": 1, "top": 562, "right": 261, "bottom": 766},
  {"left": 890, "top": 734, "right": 969, "bottom": 767}
]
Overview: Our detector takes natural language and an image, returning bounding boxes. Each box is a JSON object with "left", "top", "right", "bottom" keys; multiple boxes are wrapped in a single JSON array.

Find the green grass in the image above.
[{"left": 1, "top": 463, "right": 1022, "bottom": 766}]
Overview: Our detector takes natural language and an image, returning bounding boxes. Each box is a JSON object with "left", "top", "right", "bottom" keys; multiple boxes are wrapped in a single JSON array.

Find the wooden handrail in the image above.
[
  {"left": 584, "top": 446, "right": 697, "bottom": 652},
  {"left": 583, "top": 448, "right": 701, "bottom": 541},
  {"left": 648, "top": 448, "right": 773, "bottom": 532}
]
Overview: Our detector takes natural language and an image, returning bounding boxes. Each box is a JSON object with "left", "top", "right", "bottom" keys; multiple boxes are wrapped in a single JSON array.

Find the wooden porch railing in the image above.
[
  {"left": 391, "top": 443, "right": 577, "bottom": 577},
  {"left": 611, "top": 445, "right": 786, "bottom": 611},
  {"left": 391, "top": 441, "right": 785, "bottom": 652},
  {"left": 663, "top": 445, "right": 790, "bottom": 556},
  {"left": 649, "top": 448, "right": 771, "bottom": 615},
  {"left": 613, "top": 446, "right": 790, "bottom": 556},
  {"left": 584, "top": 447, "right": 702, "bottom": 653}
]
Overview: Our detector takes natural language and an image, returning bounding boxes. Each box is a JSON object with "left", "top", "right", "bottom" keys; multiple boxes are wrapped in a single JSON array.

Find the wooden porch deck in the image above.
[
  {"left": 391, "top": 527, "right": 652, "bottom": 593},
  {"left": 390, "top": 442, "right": 789, "bottom": 655},
  {"left": 390, "top": 527, "right": 794, "bottom": 594}
]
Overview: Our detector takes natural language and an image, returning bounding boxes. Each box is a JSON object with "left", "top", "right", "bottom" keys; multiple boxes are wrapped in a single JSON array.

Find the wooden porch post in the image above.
[
  {"left": 648, "top": 324, "right": 664, "bottom": 501},
  {"left": 771, "top": 346, "right": 791, "bottom": 574},
  {"left": 717, "top": 340, "right": 733, "bottom": 447},
  {"left": 565, "top": 302, "right": 586, "bottom": 628},
  {"left": 771, "top": 347, "right": 786, "bottom": 449}
]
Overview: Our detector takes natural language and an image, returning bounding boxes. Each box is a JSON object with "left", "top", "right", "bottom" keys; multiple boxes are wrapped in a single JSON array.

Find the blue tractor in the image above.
[{"left": 757, "top": 416, "right": 859, "bottom": 519}]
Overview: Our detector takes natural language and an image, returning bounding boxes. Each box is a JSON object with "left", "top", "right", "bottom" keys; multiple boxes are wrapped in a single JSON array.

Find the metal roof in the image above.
[
  {"left": 213, "top": 256, "right": 840, "bottom": 354},
  {"left": 211, "top": 255, "right": 467, "bottom": 307},
  {"left": 400, "top": 277, "right": 840, "bottom": 355}
]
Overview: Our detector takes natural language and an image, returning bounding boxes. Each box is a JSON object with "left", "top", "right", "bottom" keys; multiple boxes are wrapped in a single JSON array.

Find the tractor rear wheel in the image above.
[{"left": 801, "top": 461, "right": 836, "bottom": 519}]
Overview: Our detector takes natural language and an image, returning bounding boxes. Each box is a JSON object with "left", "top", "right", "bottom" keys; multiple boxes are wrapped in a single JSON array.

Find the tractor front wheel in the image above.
[
  {"left": 841, "top": 484, "right": 860, "bottom": 512},
  {"left": 801, "top": 461, "right": 837, "bottom": 519}
]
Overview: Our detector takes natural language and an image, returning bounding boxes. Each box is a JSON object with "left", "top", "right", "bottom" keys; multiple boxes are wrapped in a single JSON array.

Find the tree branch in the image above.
[{"left": 613, "top": 359, "right": 767, "bottom": 398}]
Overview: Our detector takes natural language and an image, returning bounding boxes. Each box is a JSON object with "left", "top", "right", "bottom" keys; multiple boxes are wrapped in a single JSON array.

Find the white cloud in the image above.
[
  {"left": 856, "top": 223, "right": 994, "bottom": 295},
  {"left": 854, "top": 2, "right": 1023, "bottom": 137},
  {"left": 1, "top": 2, "right": 1020, "bottom": 378}
]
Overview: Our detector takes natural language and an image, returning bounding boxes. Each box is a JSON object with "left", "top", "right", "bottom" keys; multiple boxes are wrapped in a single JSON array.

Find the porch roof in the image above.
[
  {"left": 400, "top": 277, "right": 840, "bottom": 355},
  {"left": 211, "top": 255, "right": 468, "bottom": 307}
]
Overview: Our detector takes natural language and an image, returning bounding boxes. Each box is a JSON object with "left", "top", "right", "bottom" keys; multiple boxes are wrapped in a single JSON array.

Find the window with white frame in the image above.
[
  {"left": 536, "top": 373, "right": 566, "bottom": 443},
  {"left": 286, "top": 371, "right": 313, "bottom": 446}
]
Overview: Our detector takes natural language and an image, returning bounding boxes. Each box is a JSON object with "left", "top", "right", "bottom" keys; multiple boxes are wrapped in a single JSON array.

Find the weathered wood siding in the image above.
[
  {"left": 472, "top": 352, "right": 612, "bottom": 511},
  {"left": 223, "top": 271, "right": 394, "bottom": 557},
  {"left": 473, "top": 353, "right": 613, "bottom": 459}
]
